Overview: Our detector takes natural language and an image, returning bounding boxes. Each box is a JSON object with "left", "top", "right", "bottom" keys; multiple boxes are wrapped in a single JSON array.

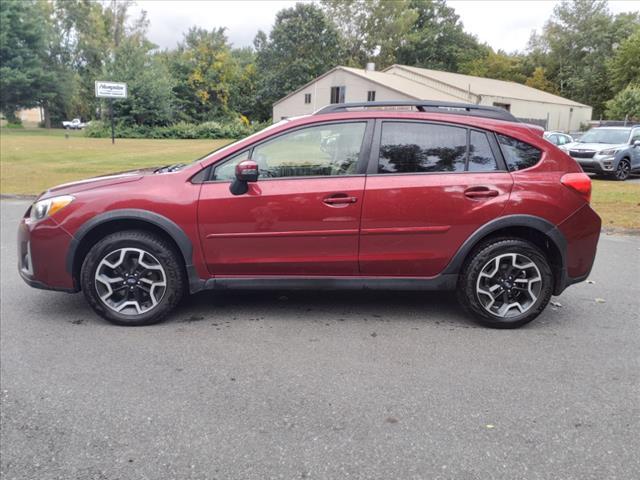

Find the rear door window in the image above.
[
  {"left": 378, "top": 122, "right": 467, "bottom": 173},
  {"left": 496, "top": 134, "right": 542, "bottom": 171},
  {"left": 377, "top": 122, "right": 500, "bottom": 174}
]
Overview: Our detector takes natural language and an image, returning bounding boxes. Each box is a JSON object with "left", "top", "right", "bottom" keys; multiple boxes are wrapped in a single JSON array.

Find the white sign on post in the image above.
[{"left": 95, "top": 81, "right": 128, "bottom": 99}]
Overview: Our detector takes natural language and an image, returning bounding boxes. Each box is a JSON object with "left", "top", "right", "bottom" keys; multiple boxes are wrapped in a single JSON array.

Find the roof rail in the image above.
[{"left": 314, "top": 101, "right": 519, "bottom": 122}]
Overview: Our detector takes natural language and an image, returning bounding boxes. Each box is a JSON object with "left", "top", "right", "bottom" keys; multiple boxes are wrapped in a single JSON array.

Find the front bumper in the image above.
[
  {"left": 574, "top": 156, "right": 616, "bottom": 174},
  {"left": 18, "top": 213, "right": 78, "bottom": 292}
]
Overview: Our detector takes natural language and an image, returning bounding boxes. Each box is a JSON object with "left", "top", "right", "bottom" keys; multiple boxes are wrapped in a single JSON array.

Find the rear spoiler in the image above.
[{"left": 524, "top": 124, "right": 545, "bottom": 137}]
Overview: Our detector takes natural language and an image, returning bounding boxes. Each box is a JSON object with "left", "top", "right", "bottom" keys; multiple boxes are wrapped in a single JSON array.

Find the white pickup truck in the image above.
[{"left": 62, "top": 118, "right": 86, "bottom": 129}]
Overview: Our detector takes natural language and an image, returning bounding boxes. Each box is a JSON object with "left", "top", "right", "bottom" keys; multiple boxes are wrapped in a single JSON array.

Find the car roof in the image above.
[{"left": 197, "top": 109, "right": 549, "bottom": 168}]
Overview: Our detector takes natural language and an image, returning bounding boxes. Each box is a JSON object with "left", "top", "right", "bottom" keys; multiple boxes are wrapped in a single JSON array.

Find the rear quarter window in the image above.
[{"left": 497, "top": 134, "right": 542, "bottom": 171}]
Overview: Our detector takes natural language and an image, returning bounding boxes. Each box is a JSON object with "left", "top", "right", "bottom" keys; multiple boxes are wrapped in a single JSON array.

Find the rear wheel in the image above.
[
  {"left": 457, "top": 238, "right": 554, "bottom": 328},
  {"left": 80, "top": 230, "right": 185, "bottom": 326}
]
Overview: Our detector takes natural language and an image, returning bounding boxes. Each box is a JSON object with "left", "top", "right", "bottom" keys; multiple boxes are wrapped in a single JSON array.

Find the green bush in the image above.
[
  {"left": 84, "top": 119, "right": 268, "bottom": 139},
  {"left": 4, "top": 121, "right": 24, "bottom": 129},
  {"left": 605, "top": 85, "right": 640, "bottom": 121}
]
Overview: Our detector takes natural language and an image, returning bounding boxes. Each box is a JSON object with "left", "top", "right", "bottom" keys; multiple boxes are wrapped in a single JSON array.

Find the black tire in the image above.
[
  {"left": 614, "top": 158, "right": 631, "bottom": 181},
  {"left": 457, "top": 238, "right": 554, "bottom": 329},
  {"left": 80, "top": 230, "right": 185, "bottom": 326}
]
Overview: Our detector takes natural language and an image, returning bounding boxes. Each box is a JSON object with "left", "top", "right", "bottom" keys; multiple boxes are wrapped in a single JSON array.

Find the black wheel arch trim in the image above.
[
  {"left": 66, "top": 209, "right": 206, "bottom": 293},
  {"left": 66, "top": 212, "right": 572, "bottom": 297},
  {"left": 442, "top": 214, "right": 569, "bottom": 294}
]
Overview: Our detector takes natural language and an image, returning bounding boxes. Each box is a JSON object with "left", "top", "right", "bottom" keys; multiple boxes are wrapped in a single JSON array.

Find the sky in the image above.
[{"left": 130, "top": 0, "right": 640, "bottom": 54}]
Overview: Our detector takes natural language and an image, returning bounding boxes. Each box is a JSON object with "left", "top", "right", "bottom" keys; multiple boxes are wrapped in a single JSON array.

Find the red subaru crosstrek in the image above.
[{"left": 18, "top": 101, "right": 601, "bottom": 328}]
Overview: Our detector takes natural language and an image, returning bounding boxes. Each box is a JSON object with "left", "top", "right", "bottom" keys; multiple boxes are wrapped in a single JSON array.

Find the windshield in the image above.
[{"left": 579, "top": 128, "right": 630, "bottom": 144}]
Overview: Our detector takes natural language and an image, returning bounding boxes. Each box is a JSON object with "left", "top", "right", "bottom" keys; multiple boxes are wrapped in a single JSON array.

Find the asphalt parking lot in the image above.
[{"left": 1, "top": 199, "right": 639, "bottom": 480}]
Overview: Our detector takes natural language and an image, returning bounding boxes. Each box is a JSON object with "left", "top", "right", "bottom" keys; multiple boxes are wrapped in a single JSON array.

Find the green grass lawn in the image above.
[
  {"left": 591, "top": 180, "right": 640, "bottom": 231},
  {"left": 1, "top": 128, "right": 638, "bottom": 230},
  {"left": 0, "top": 128, "right": 231, "bottom": 195}
]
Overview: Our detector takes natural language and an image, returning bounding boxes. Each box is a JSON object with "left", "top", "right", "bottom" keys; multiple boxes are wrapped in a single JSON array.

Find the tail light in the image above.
[{"left": 561, "top": 173, "right": 592, "bottom": 203}]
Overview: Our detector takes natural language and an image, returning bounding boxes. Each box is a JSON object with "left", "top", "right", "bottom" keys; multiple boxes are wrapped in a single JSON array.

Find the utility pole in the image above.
[{"left": 110, "top": 98, "right": 115, "bottom": 145}]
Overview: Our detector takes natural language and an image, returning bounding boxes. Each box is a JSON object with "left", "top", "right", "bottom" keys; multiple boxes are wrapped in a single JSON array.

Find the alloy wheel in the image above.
[
  {"left": 476, "top": 253, "right": 542, "bottom": 318},
  {"left": 616, "top": 160, "right": 630, "bottom": 180},
  {"left": 94, "top": 248, "right": 167, "bottom": 315}
]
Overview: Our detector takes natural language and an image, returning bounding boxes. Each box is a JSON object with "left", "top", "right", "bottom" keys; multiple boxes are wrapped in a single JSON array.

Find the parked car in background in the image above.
[
  {"left": 564, "top": 126, "right": 640, "bottom": 180},
  {"left": 544, "top": 131, "right": 573, "bottom": 148},
  {"left": 18, "top": 101, "right": 601, "bottom": 329},
  {"left": 62, "top": 118, "right": 86, "bottom": 130}
]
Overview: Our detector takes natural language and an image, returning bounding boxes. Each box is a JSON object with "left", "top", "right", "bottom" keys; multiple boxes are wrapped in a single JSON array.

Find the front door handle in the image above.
[
  {"left": 323, "top": 194, "right": 358, "bottom": 206},
  {"left": 464, "top": 187, "right": 500, "bottom": 199}
]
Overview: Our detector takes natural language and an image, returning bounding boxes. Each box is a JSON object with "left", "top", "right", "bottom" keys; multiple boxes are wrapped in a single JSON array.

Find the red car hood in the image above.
[{"left": 40, "top": 167, "right": 157, "bottom": 198}]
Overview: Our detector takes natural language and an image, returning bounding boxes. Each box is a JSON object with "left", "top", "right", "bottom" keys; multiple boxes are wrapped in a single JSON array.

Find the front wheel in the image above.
[
  {"left": 614, "top": 159, "right": 631, "bottom": 181},
  {"left": 80, "top": 230, "right": 185, "bottom": 326},
  {"left": 457, "top": 238, "right": 554, "bottom": 328}
]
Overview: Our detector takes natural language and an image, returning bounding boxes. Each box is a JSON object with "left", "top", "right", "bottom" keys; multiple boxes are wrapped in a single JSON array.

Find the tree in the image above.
[
  {"left": 53, "top": 0, "right": 150, "bottom": 121},
  {"left": 525, "top": 67, "right": 558, "bottom": 94},
  {"left": 527, "top": 0, "right": 640, "bottom": 116},
  {"left": 321, "top": 0, "right": 417, "bottom": 68},
  {"left": 254, "top": 3, "right": 342, "bottom": 120},
  {"left": 37, "top": 0, "right": 77, "bottom": 128},
  {"left": 228, "top": 47, "right": 259, "bottom": 119},
  {"left": 0, "top": 0, "right": 52, "bottom": 122},
  {"left": 397, "top": 0, "right": 488, "bottom": 72},
  {"left": 460, "top": 51, "right": 527, "bottom": 83},
  {"left": 165, "top": 27, "right": 236, "bottom": 122},
  {"left": 608, "top": 29, "right": 640, "bottom": 92},
  {"left": 605, "top": 85, "right": 640, "bottom": 120},
  {"left": 107, "top": 33, "right": 174, "bottom": 126}
]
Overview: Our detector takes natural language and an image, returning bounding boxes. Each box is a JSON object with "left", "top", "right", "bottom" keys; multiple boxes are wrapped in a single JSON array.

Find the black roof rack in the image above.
[{"left": 314, "top": 100, "right": 519, "bottom": 122}]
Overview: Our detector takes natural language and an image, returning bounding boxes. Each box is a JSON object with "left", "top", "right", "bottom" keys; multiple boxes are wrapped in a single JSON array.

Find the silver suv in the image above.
[{"left": 565, "top": 126, "right": 640, "bottom": 180}]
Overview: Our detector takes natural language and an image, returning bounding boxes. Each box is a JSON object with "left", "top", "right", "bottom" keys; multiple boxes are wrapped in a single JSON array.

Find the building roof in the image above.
[
  {"left": 339, "top": 67, "right": 467, "bottom": 102},
  {"left": 273, "top": 64, "right": 590, "bottom": 109},
  {"left": 273, "top": 66, "right": 464, "bottom": 107},
  {"left": 386, "top": 65, "right": 589, "bottom": 108}
]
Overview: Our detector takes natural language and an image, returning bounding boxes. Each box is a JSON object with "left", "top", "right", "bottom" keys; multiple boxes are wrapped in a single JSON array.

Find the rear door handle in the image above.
[
  {"left": 323, "top": 194, "right": 358, "bottom": 206},
  {"left": 464, "top": 187, "right": 500, "bottom": 199}
]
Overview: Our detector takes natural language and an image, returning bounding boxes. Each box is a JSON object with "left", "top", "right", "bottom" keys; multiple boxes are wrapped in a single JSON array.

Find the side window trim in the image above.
[
  {"left": 207, "top": 120, "right": 374, "bottom": 183},
  {"left": 486, "top": 130, "right": 508, "bottom": 171},
  {"left": 367, "top": 119, "right": 508, "bottom": 175}
]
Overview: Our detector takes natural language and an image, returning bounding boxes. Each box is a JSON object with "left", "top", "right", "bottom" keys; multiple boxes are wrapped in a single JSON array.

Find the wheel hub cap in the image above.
[
  {"left": 476, "top": 253, "right": 542, "bottom": 318},
  {"left": 94, "top": 248, "right": 167, "bottom": 315}
]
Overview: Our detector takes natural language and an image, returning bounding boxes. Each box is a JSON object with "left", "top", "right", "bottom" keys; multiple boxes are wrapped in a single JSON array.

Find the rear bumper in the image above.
[
  {"left": 555, "top": 204, "right": 601, "bottom": 293},
  {"left": 18, "top": 215, "right": 78, "bottom": 292}
]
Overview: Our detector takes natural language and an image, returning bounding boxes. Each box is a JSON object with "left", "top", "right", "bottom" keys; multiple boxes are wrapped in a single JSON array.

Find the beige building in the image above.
[
  {"left": 273, "top": 64, "right": 592, "bottom": 132},
  {"left": 17, "top": 107, "right": 44, "bottom": 125}
]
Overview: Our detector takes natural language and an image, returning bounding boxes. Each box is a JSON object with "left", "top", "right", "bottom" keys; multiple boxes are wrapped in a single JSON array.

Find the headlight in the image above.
[
  {"left": 30, "top": 195, "right": 74, "bottom": 222},
  {"left": 600, "top": 148, "right": 619, "bottom": 156}
]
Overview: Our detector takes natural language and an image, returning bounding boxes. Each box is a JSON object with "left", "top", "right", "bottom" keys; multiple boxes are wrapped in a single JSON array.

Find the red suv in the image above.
[{"left": 18, "top": 101, "right": 601, "bottom": 328}]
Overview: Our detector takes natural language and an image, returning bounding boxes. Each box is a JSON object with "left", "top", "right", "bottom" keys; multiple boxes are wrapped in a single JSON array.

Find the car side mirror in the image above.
[
  {"left": 230, "top": 160, "right": 259, "bottom": 195},
  {"left": 634, "top": 140, "right": 640, "bottom": 147}
]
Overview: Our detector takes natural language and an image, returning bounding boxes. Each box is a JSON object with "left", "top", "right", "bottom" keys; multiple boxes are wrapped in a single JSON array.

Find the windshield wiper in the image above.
[{"left": 154, "top": 163, "right": 186, "bottom": 173}]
